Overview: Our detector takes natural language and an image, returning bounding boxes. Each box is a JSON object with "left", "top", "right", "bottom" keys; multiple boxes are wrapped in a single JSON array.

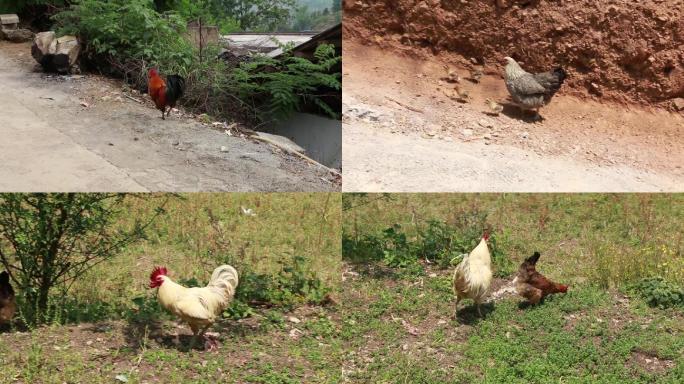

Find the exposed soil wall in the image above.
[{"left": 344, "top": 0, "right": 684, "bottom": 108}]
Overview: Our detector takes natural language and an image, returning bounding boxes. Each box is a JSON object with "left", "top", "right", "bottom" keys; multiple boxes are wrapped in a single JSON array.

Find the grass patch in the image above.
[
  {"left": 0, "top": 193, "right": 342, "bottom": 383},
  {"left": 340, "top": 194, "right": 683, "bottom": 383},
  {"left": 339, "top": 265, "right": 684, "bottom": 383}
]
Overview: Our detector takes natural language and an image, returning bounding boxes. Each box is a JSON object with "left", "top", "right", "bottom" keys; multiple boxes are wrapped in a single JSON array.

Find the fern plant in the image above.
[{"left": 232, "top": 43, "right": 341, "bottom": 120}]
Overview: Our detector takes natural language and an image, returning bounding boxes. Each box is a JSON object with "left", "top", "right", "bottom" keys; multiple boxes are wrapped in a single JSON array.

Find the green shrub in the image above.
[
  {"left": 629, "top": 277, "right": 684, "bottom": 309},
  {"left": 233, "top": 43, "right": 341, "bottom": 119},
  {"left": 54, "top": 0, "right": 193, "bottom": 77},
  {"left": 342, "top": 215, "right": 513, "bottom": 277},
  {"left": 230, "top": 255, "right": 331, "bottom": 314}
]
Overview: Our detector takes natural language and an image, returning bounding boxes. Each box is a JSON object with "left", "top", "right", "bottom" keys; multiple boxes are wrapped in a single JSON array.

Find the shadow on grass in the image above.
[
  {"left": 346, "top": 260, "right": 404, "bottom": 280},
  {"left": 455, "top": 301, "right": 496, "bottom": 325},
  {"left": 122, "top": 314, "right": 272, "bottom": 353}
]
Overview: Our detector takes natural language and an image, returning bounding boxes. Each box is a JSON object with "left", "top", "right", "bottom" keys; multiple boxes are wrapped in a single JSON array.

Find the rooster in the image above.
[
  {"left": 514, "top": 252, "right": 568, "bottom": 305},
  {"left": 147, "top": 68, "right": 185, "bottom": 120},
  {"left": 0, "top": 271, "right": 16, "bottom": 325},
  {"left": 149, "top": 265, "right": 239, "bottom": 350},
  {"left": 453, "top": 233, "right": 492, "bottom": 317},
  {"left": 503, "top": 57, "right": 566, "bottom": 120}
]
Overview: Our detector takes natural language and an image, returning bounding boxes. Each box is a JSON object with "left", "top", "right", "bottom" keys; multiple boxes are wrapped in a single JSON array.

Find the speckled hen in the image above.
[{"left": 503, "top": 57, "right": 566, "bottom": 120}]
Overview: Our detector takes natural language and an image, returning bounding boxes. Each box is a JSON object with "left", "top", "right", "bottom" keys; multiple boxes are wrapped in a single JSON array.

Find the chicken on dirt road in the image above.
[
  {"left": 503, "top": 57, "right": 567, "bottom": 120},
  {"left": 0, "top": 41, "right": 337, "bottom": 192},
  {"left": 147, "top": 68, "right": 185, "bottom": 120}
]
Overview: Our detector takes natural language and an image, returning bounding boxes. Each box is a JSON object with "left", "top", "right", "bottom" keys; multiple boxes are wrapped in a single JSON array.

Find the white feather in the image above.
[{"left": 453, "top": 238, "right": 492, "bottom": 304}]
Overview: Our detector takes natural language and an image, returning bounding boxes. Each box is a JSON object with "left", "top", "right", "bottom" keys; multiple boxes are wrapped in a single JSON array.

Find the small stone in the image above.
[
  {"left": 590, "top": 82, "right": 602, "bottom": 95},
  {"left": 289, "top": 328, "right": 302, "bottom": 338},
  {"left": 220, "top": 146, "right": 229, "bottom": 152},
  {"left": 462, "top": 128, "right": 473, "bottom": 137},
  {"left": 521, "top": 131, "right": 529, "bottom": 139},
  {"left": 287, "top": 316, "right": 301, "bottom": 324},
  {"left": 478, "top": 119, "right": 493, "bottom": 128},
  {"left": 672, "top": 98, "right": 684, "bottom": 111}
]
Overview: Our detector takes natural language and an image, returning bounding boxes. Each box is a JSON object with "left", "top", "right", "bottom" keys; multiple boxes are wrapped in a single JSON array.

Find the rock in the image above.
[
  {"left": 478, "top": 119, "right": 493, "bottom": 128},
  {"left": 287, "top": 316, "right": 301, "bottom": 324},
  {"left": 31, "top": 31, "right": 57, "bottom": 67},
  {"left": 256, "top": 132, "right": 305, "bottom": 154},
  {"left": 521, "top": 131, "right": 529, "bottom": 139},
  {"left": 3, "top": 28, "right": 34, "bottom": 43},
  {"left": 462, "top": 128, "right": 473, "bottom": 136},
  {"left": 31, "top": 32, "right": 80, "bottom": 73},
  {"left": 672, "top": 98, "right": 684, "bottom": 111},
  {"left": 590, "top": 82, "right": 602, "bottom": 95},
  {"left": 220, "top": 146, "right": 228, "bottom": 152}
]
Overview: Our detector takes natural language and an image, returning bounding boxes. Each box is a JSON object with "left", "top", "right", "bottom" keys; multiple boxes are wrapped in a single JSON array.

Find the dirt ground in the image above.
[
  {"left": 0, "top": 41, "right": 338, "bottom": 192},
  {"left": 342, "top": 41, "right": 684, "bottom": 192},
  {"left": 344, "top": 0, "right": 684, "bottom": 108}
]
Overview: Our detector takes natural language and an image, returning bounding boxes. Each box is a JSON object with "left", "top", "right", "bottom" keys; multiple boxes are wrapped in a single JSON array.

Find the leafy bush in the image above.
[
  {"left": 231, "top": 255, "right": 331, "bottom": 313},
  {"left": 342, "top": 215, "right": 514, "bottom": 277},
  {"left": 233, "top": 43, "right": 341, "bottom": 119},
  {"left": 0, "top": 193, "right": 165, "bottom": 326},
  {"left": 629, "top": 277, "right": 684, "bottom": 309},
  {"left": 54, "top": 0, "right": 193, "bottom": 77}
]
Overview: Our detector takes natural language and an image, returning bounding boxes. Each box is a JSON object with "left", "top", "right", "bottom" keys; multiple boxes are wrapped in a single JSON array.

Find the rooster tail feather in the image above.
[
  {"left": 208, "top": 265, "right": 239, "bottom": 299},
  {"left": 526, "top": 251, "right": 541, "bottom": 265},
  {"left": 165, "top": 75, "right": 185, "bottom": 101}
]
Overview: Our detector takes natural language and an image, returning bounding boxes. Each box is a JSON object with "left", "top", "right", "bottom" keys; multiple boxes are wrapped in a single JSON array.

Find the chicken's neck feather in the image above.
[
  {"left": 505, "top": 62, "right": 528, "bottom": 80},
  {"left": 157, "top": 277, "right": 187, "bottom": 310}
]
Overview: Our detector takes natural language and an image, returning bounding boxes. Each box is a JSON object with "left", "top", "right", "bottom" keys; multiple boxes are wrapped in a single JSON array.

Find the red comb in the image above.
[{"left": 150, "top": 266, "right": 167, "bottom": 281}]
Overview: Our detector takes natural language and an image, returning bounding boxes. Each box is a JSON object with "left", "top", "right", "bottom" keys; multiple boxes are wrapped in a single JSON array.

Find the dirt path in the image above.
[
  {"left": 343, "top": 42, "right": 684, "bottom": 192},
  {"left": 0, "top": 42, "right": 337, "bottom": 192}
]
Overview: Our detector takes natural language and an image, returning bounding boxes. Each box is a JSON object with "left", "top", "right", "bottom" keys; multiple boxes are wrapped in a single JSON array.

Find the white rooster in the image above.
[
  {"left": 452, "top": 233, "right": 492, "bottom": 317},
  {"left": 149, "top": 265, "right": 239, "bottom": 350}
]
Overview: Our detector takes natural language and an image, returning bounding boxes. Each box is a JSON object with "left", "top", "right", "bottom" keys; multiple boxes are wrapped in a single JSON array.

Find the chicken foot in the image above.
[{"left": 454, "top": 296, "right": 484, "bottom": 317}]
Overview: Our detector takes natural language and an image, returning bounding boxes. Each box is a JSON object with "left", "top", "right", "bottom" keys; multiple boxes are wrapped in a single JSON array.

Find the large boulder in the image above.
[
  {"left": 31, "top": 32, "right": 80, "bottom": 73},
  {"left": 3, "top": 28, "right": 34, "bottom": 43}
]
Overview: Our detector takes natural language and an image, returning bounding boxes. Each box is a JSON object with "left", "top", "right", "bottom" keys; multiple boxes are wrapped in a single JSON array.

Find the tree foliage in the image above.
[
  {"left": 0, "top": 193, "right": 166, "bottom": 326},
  {"left": 155, "top": 0, "right": 293, "bottom": 32}
]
